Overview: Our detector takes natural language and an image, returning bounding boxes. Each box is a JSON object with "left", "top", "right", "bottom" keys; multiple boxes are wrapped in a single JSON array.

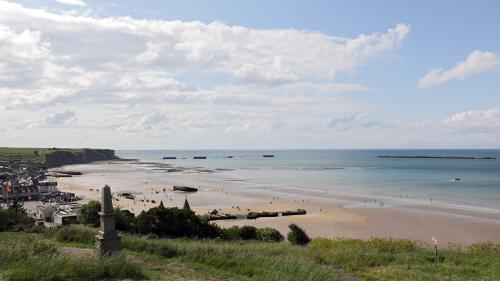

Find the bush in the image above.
[
  {"left": 114, "top": 207, "right": 136, "bottom": 231},
  {"left": 78, "top": 200, "right": 101, "bottom": 227},
  {"left": 0, "top": 205, "right": 38, "bottom": 232},
  {"left": 47, "top": 225, "right": 97, "bottom": 246},
  {"left": 287, "top": 224, "right": 310, "bottom": 245},
  {"left": 78, "top": 202, "right": 136, "bottom": 230},
  {"left": 239, "top": 226, "right": 258, "bottom": 240},
  {"left": 222, "top": 226, "right": 242, "bottom": 240},
  {"left": 257, "top": 227, "right": 284, "bottom": 242},
  {"left": 135, "top": 206, "right": 221, "bottom": 238},
  {"left": 221, "top": 226, "right": 282, "bottom": 242}
]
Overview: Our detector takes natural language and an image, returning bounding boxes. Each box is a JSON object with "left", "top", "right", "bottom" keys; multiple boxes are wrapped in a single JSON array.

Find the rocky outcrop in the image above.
[{"left": 45, "top": 149, "right": 118, "bottom": 168}]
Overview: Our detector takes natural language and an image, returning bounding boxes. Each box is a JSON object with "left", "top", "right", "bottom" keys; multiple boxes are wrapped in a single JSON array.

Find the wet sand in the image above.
[{"left": 54, "top": 160, "right": 500, "bottom": 246}]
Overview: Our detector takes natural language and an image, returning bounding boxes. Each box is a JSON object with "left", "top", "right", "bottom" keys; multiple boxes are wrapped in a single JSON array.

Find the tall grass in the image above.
[
  {"left": 44, "top": 225, "right": 500, "bottom": 281},
  {"left": 124, "top": 236, "right": 343, "bottom": 281},
  {"left": 309, "top": 238, "right": 500, "bottom": 281},
  {"left": 45, "top": 224, "right": 97, "bottom": 246},
  {"left": 0, "top": 237, "right": 145, "bottom": 281}
]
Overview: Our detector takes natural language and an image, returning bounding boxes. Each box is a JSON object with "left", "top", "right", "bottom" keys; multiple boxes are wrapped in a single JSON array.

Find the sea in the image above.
[{"left": 116, "top": 149, "right": 500, "bottom": 210}]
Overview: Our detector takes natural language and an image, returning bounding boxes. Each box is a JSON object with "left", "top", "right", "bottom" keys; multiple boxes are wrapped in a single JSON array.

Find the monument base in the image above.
[{"left": 94, "top": 234, "right": 122, "bottom": 256}]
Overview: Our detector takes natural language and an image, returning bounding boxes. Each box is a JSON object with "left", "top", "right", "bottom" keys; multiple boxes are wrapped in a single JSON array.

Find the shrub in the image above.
[
  {"left": 221, "top": 226, "right": 283, "bottom": 242},
  {"left": 287, "top": 224, "right": 310, "bottom": 245},
  {"left": 222, "top": 226, "right": 242, "bottom": 240},
  {"left": 114, "top": 207, "right": 136, "bottom": 231},
  {"left": 257, "top": 227, "right": 284, "bottom": 242},
  {"left": 0, "top": 205, "right": 38, "bottom": 232},
  {"left": 49, "top": 225, "right": 97, "bottom": 245},
  {"left": 239, "top": 226, "right": 257, "bottom": 240},
  {"left": 78, "top": 200, "right": 101, "bottom": 227},
  {"left": 135, "top": 206, "right": 220, "bottom": 238}
]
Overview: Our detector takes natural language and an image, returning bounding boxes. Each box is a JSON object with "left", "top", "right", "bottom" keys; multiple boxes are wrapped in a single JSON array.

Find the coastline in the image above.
[{"left": 54, "top": 160, "right": 500, "bottom": 246}]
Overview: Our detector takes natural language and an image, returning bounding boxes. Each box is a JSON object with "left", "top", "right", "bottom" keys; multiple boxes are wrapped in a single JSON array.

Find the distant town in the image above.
[{"left": 0, "top": 147, "right": 117, "bottom": 227}]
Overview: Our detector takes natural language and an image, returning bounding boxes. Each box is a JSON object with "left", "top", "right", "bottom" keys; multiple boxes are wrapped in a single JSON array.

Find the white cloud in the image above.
[
  {"left": 442, "top": 107, "right": 500, "bottom": 131},
  {"left": 326, "top": 114, "right": 383, "bottom": 131},
  {"left": 117, "top": 112, "right": 172, "bottom": 137},
  {"left": 46, "top": 110, "right": 76, "bottom": 125},
  {"left": 55, "top": 0, "right": 86, "bottom": 7},
  {"left": 0, "top": 1, "right": 411, "bottom": 148},
  {"left": 418, "top": 50, "right": 500, "bottom": 89},
  {"left": 0, "top": 1, "right": 409, "bottom": 84}
]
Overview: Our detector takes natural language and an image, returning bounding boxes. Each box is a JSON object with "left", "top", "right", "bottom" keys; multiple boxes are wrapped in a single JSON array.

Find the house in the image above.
[
  {"left": 40, "top": 202, "right": 82, "bottom": 225},
  {"left": 53, "top": 210, "right": 78, "bottom": 225},
  {"left": 35, "top": 203, "right": 58, "bottom": 222}
]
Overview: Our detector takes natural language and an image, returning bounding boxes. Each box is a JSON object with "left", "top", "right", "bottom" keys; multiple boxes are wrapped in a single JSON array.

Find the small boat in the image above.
[
  {"left": 262, "top": 154, "right": 275, "bottom": 158},
  {"left": 163, "top": 157, "right": 177, "bottom": 159},
  {"left": 193, "top": 156, "right": 207, "bottom": 159},
  {"left": 454, "top": 178, "right": 461, "bottom": 181}
]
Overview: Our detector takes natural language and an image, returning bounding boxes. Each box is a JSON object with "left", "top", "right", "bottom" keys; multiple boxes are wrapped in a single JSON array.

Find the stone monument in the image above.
[{"left": 95, "top": 185, "right": 122, "bottom": 255}]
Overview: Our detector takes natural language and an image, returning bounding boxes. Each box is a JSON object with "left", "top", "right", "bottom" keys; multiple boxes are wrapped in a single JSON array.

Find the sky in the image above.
[{"left": 0, "top": 0, "right": 499, "bottom": 149}]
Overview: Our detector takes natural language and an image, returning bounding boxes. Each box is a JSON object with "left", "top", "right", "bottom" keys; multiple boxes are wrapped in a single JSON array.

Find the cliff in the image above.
[{"left": 45, "top": 149, "right": 118, "bottom": 168}]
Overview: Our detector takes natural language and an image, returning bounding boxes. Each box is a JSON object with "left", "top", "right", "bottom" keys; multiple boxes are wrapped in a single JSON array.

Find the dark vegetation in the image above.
[
  {"left": 77, "top": 200, "right": 102, "bottom": 227},
  {"left": 287, "top": 223, "right": 311, "bottom": 245},
  {"left": 0, "top": 203, "right": 40, "bottom": 233},
  {"left": 75, "top": 201, "right": 287, "bottom": 242}
]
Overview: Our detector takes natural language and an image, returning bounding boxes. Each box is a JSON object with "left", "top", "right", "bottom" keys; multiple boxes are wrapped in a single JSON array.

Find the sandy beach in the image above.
[{"left": 54, "top": 160, "right": 500, "bottom": 246}]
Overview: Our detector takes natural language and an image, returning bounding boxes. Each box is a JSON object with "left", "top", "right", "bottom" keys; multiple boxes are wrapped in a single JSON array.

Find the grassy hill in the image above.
[
  {"left": 0, "top": 147, "right": 69, "bottom": 162},
  {"left": 1, "top": 226, "right": 499, "bottom": 281},
  {"left": 0, "top": 147, "right": 117, "bottom": 167}
]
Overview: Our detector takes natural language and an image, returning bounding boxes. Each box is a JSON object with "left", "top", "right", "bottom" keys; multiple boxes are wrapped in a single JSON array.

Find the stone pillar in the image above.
[{"left": 95, "top": 185, "right": 122, "bottom": 255}]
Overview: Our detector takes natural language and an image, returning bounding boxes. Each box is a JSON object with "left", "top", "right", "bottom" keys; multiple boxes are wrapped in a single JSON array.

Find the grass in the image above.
[
  {"left": 124, "top": 236, "right": 344, "bottom": 281},
  {"left": 45, "top": 224, "right": 97, "bottom": 246},
  {"left": 0, "top": 235, "right": 145, "bottom": 281},
  {"left": 0, "top": 147, "right": 83, "bottom": 163},
  {"left": 309, "top": 238, "right": 500, "bottom": 281},
  {"left": 5, "top": 226, "right": 500, "bottom": 281}
]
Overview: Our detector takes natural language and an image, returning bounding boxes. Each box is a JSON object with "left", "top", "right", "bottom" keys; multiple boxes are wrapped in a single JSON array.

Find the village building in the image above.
[{"left": 35, "top": 202, "right": 82, "bottom": 225}]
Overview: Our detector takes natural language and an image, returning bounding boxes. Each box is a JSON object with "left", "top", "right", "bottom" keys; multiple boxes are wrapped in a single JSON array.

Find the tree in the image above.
[
  {"left": 287, "top": 224, "right": 310, "bottom": 245},
  {"left": 135, "top": 206, "right": 220, "bottom": 238},
  {"left": 0, "top": 206, "right": 36, "bottom": 232},
  {"left": 0, "top": 208, "right": 14, "bottom": 231},
  {"left": 78, "top": 200, "right": 101, "bottom": 227},
  {"left": 114, "top": 207, "right": 136, "bottom": 231}
]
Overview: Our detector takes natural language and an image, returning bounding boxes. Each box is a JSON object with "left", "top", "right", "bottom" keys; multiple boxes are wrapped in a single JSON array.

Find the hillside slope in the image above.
[{"left": 0, "top": 147, "right": 118, "bottom": 167}]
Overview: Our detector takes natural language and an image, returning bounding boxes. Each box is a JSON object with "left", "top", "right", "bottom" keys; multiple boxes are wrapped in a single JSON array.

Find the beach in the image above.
[{"left": 53, "top": 159, "right": 500, "bottom": 246}]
